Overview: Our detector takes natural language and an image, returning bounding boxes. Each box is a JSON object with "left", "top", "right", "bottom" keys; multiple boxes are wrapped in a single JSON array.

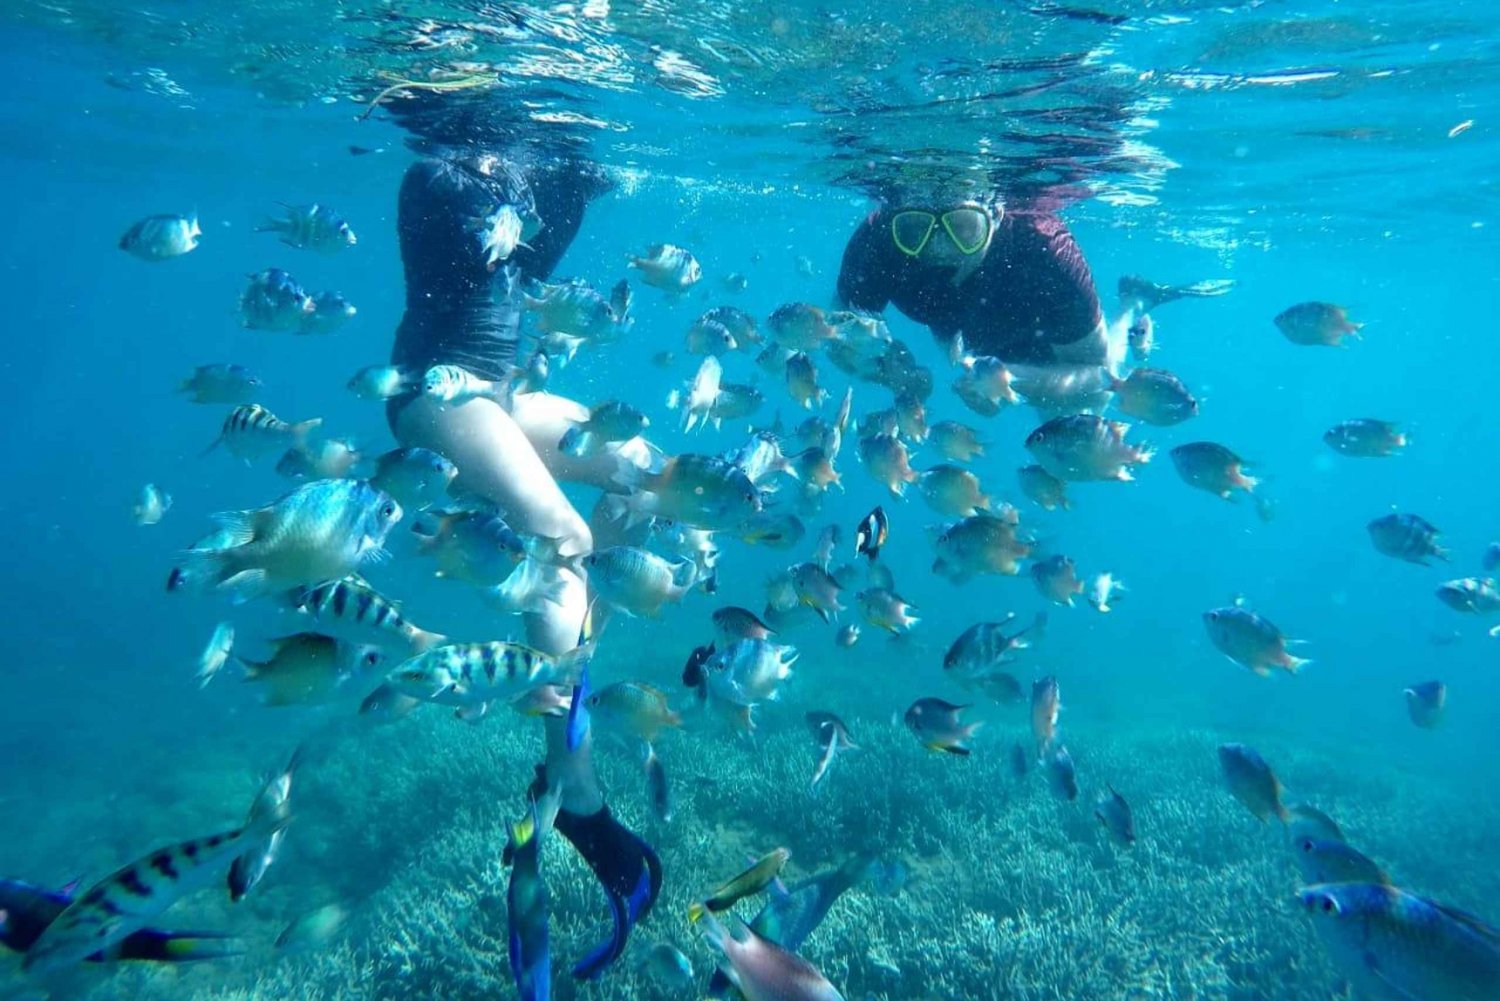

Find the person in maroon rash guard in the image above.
[{"left": 836, "top": 194, "right": 1113, "bottom": 368}]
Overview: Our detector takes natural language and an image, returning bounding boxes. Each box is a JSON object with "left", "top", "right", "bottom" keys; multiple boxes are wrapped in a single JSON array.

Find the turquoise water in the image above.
[{"left": 2, "top": 1, "right": 1499, "bottom": 998}]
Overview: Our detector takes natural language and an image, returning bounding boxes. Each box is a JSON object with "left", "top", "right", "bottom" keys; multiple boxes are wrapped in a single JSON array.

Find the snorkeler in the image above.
[
  {"left": 836, "top": 191, "right": 1229, "bottom": 375},
  {"left": 386, "top": 147, "right": 661, "bottom": 979}
]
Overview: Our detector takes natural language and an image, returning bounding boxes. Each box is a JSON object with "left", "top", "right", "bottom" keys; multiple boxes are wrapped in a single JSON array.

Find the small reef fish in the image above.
[
  {"left": 1203, "top": 605, "right": 1309, "bottom": 676},
  {"left": 179, "top": 363, "right": 260, "bottom": 404},
  {"left": 904, "top": 697, "right": 981, "bottom": 756},
  {"left": 807, "top": 711, "right": 857, "bottom": 789},
  {"left": 1170, "top": 442, "right": 1259, "bottom": 501},
  {"left": 256, "top": 203, "right": 356, "bottom": 253},
  {"left": 1030, "top": 676, "right": 1061, "bottom": 760},
  {"left": 206, "top": 403, "right": 322, "bottom": 465},
  {"left": 943, "top": 614, "right": 1038, "bottom": 696},
  {"left": 737, "top": 511, "right": 806, "bottom": 549},
  {"left": 388, "top": 639, "right": 594, "bottom": 716},
  {"left": 686, "top": 317, "right": 738, "bottom": 356},
  {"left": 474, "top": 204, "right": 532, "bottom": 269},
  {"left": 1127, "top": 313, "right": 1154, "bottom": 361},
  {"left": 175, "top": 479, "right": 400, "bottom": 603},
  {"left": 859, "top": 433, "right": 918, "bottom": 498},
  {"left": 1435, "top": 577, "right": 1500, "bottom": 614},
  {"left": 1297, "top": 883, "right": 1500, "bottom": 1001},
  {"left": 275, "top": 902, "right": 349, "bottom": 951},
  {"left": 1218, "top": 743, "right": 1290, "bottom": 823},
  {"left": 769, "top": 303, "right": 840, "bottom": 351},
  {"left": 237, "top": 633, "right": 385, "bottom": 707},
  {"left": 640, "top": 942, "right": 694, "bottom": 990},
  {"left": 929, "top": 420, "right": 985, "bottom": 462},
  {"left": 856, "top": 587, "right": 918, "bottom": 635},
  {"left": 276, "top": 438, "right": 363, "bottom": 481},
  {"left": 586, "top": 682, "right": 682, "bottom": 744},
  {"left": 240, "top": 268, "right": 316, "bottom": 331},
  {"left": 369, "top": 447, "right": 458, "bottom": 512},
  {"left": 616, "top": 453, "right": 762, "bottom": 531},
  {"left": 133, "top": 484, "right": 172, "bottom": 526},
  {"left": 1275, "top": 301, "right": 1363, "bottom": 346},
  {"left": 1368, "top": 513, "right": 1448, "bottom": 565},
  {"left": 713, "top": 606, "right": 777, "bottom": 643},
  {"left": 1287, "top": 803, "right": 1345, "bottom": 844},
  {"left": 1025, "top": 415, "right": 1152, "bottom": 482},
  {"left": 585, "top": 546, "right": 698, "bottom": 617},
  {"left": 228, "top": 746, "right": 303, "bottom": 902},
  {"left": 299, "top": 291, "right": 358, "bottom": 335},
  {"left": 784, "top": 351, "right": 827, "bottom": 410},
  {"left": 629, "top": 243, "right": 702, "bottom": 291},
  {"left": 952, "top": 355, "right": 1018, "bottom": 416},
  {"left": 789, "top": 562, "right": 844, "bottom": 623},
  {"left": 1087, "top": 573, "right": 1126, "bottom": 613},
  {"left": 917, "top": 464, "right": 990, "bottom": 518},
  {"left": 704, "top": 639, "right": 798, "bottom": 712},
  {"left": 1031, "top": 555, "right": 1083, "bottom": 607},
  {"left": 195, "top": 622, "right": 234, "bottom": 688},
  {"left": 119, "top": 212, "right": 200, "bottom": 260},
  {"left": 1404, "top": 680, "right": 1446, "bottom": 728},
  {"left": 423, "top": 364, "right": 508, "bottom": 405},
  {"left": 290, "top": 576, "right": 446, "bottom": 652},
  {"left": 559, "top": 400, "right": 649, "bottom": 456},
  {"left": 675, "top": 355, "right": 724, "bottom": 432},
  {"left": 1291, "top": 837, "right": 1387, "bottom": 886},
  {"left": 1111, "top": 368, "right": 1199, "bottom": 426},
  {"left": 854, "top": 506, "right": 888, "bottom": 562},
  {"left": 835, "top": 625, "right": 860, "bottom": 648},
  {"left": 523, "top": 280, "right": 624, "bottom": 342},
  {"left": 930, "top": 512, "right": 1031, "bottom": 583},
  {"left": 689, "top": 848, "right": 792, "bottom": 924},
  {"left": 347, "top": 364, "right": 419, "bottom": 401},
  {"left": 1324, "top": 419, "right": 1407, "bottom": 457},
  {"left": 1017, "top": 464, "right": 1071, "bottom": 511},
  {"left": 1045, "top": 745, "right": 1078, "bottom": 801},
  {"left": 1096, "top": 787, "right": 1136, "bottom": 845}
]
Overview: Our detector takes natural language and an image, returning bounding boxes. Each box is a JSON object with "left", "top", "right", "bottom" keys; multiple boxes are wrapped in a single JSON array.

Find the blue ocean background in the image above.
[{"left": 1, "top": 2, "right": 1498, "bottom": 998}]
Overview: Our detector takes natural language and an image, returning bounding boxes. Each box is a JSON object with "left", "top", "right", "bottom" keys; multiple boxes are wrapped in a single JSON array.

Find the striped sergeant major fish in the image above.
[
  {"left": 289, "top": 576, "right": 446, "bottom": 652},
  {"left": 385, "top": 636, "right": 596, "bottom": 718},
  {"left": 0, "top": 878, "right": 241, "bottom": 964},
  {"left": 23, "top": 794, "right": 292, "bottom": 972},
  {"left": 204, "top": 403, "right": 322, "bottom": 464}
]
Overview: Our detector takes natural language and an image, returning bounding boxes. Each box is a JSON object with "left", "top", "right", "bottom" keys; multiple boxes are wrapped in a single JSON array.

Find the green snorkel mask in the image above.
[{"left": 890, "top": 203, "right": 997, "bottom": 257}]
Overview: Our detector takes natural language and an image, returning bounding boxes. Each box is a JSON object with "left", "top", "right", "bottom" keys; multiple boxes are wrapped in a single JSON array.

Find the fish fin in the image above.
[
  {"left": 206, "top": 510, "right": 259, "bottom": 547},
  {"left": 1283, "top": 655, "right": 1311, "bottom": 674},
  {"left": 455, "top": 702, "right": 490, "bottom": 724},
  {"left": 219, "top": 568, "right": 272, "bottom": 604}
]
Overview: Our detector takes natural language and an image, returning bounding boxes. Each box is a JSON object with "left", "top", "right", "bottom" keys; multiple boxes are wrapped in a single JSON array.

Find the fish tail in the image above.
[
  {"left": 406, "top": 627, "right": 448, "bottom": 653},
  {"left": 1282, "top": 653, "right": 1311, "bottom": 674},
  {"left": 291, "top": 418, "right": 323, "bottom": 447}
]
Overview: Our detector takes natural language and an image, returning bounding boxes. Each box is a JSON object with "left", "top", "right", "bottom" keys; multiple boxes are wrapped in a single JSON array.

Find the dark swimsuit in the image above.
[
  {"left": 836, "top": 204, "right": 1103, "bottom": 366},
  {"left": 387, "top": 153, "right": 607, "bottom": 426}
]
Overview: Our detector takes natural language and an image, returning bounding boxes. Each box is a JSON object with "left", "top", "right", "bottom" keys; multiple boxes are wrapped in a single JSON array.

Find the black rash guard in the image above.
[
  {"left": 391, "top": 154, "right": 608, "bottom": 383},
  {"left": 836, "top": 204, "right": 1104, "bottom": 366}
]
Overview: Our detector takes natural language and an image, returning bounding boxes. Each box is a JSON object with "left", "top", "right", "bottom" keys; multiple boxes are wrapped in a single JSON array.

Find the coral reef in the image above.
[{"left": 4, "top": 690, "right": 1494, "bottom": 1001}]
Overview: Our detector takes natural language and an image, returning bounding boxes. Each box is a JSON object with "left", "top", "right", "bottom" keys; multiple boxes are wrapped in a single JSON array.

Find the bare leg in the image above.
[{"left": 393, "top": 394, "right": 602, "bottom": 813}]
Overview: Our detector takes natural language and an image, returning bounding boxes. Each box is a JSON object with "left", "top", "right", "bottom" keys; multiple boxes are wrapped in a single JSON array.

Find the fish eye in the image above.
[
  {"left": 381, "top": 503, "right": 397, "bottom": 518},
  {"left": 1298, "top": 838, "right": 1315, "bottom": 853},
  {"left": 1318, "top": 896, "right": 1338, "bottom": 915}
]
